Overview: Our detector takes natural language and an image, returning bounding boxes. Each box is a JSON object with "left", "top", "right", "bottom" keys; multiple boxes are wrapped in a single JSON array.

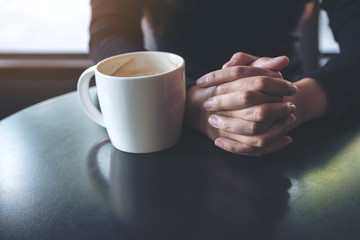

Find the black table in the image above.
[{"left": 1, "top": 90, "right": 360, "bottom": 240}]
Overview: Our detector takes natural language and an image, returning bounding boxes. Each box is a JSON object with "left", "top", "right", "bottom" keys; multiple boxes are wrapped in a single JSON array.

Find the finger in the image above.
[
  {"left": 196, "top": 66, "right": 282, "bottom": 87},
  {"left": 218, "top": 114, "right": 296, "bottom": 148},
  {"left": 222, "top": 52, "right": 259, "bottom": 69},
  {"left": 203, "top": 90, "right": 283, "bottom": 111},
  {"left": 208, "top": 114, "right": 273, "bottom": 135},
  {"left": 222, "top": 53, "right": 289, "bottom": 71},
  {"left": 213, "top": 76, "right": 297, "bottom": 96},
  {"left": 216, "top": 102, "right": 296, "bottom": 122},
  {"left": 214, "top": 136, "right": 293, "bottom": 157},
  {"left": 250, "top": 56, "right": 289, "bottom": 71}
]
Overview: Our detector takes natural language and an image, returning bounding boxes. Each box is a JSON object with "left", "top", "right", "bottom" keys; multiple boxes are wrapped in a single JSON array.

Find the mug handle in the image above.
[{"left": 77, "top": 66, "right": 106, "bottom": 127}]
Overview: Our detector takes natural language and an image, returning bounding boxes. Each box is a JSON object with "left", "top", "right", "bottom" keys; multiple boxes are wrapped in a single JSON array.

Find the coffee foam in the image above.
[{"left": 111, "top": 58, "right": 162, "bottom": 77}]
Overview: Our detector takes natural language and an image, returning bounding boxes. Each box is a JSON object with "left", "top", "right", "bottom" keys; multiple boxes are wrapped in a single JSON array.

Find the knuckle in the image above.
[
  {"left": 228, "top": 144, "right": 238, "bottom": 153},
  {"left": 253, "top": 107, "right": 266, "bottom": 121},
  {"left": 235, "top": 92, "right": 246, "bottom": 105},
  {"left": 254, "top": 76, "right": 269, "bottom": 90},
  {"left": 270, "top": 70, "right": 283, "bottom": 79},
  {"left": 232, "top": 52, "right": 245, "bottom": 60},
  {"left": 239, "top": 91, "right": 255, "bottom": 104},
  {"left": 212, "top": 97, "right": 221, "bottom": 108},
  {"left": 232, "top": 66, "right": 246, "bottom": 77},
  {"left": 253, "top": 137, "right": 267, "bottom": 147},
  {"left": 221, "top": 120, "right": 232, "bottom": 132},
  {"left": 248, "top": 122, "right": 256, "bottom": 135},
  {"left": 281, "top": 105, "right": 290, "bottom": 117},
  {"left": 207, "top": 72, "right": 216, "bottom": 82},
  {"left": 253, "top": 76, "right": 264, "bottom": 89},
  {"left": 214, "top": 84, "right": 228, "bottom": 95},
  {"left": 223, "top": 125, "right": 232, "bottom": 132},
  {"left": 248, "top": 122, "right": 264, "bottom": 135},
  {"left": 258, "top": 57, "right": 270, "bottom": 62}
]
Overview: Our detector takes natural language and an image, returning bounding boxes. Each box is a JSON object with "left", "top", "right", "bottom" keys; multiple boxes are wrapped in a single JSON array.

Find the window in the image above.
[
  {"left": 318, "top": 9, "right": 339, "bottom": 66},
  {"left": 0, "top": 0, "right": 91, "bottom": 53},
  {"left": 0, "top": 0, "right": 92, "bottom": 120},
  {"left": 319, "top": 9, "right": 340, "bottom": 54}
]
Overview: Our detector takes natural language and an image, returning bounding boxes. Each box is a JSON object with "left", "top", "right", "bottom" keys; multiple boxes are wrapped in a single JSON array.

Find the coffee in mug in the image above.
[{"left": 77, "top": 51, "right": 185, "bottom": 153}]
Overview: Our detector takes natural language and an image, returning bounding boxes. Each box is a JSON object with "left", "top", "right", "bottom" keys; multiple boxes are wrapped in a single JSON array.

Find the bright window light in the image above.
[
  {"left": 0, "top": 0, "right": 91, "bottom": 53},
  {"left": 319, "top": 10, "right": 340, "bottom": 54}
]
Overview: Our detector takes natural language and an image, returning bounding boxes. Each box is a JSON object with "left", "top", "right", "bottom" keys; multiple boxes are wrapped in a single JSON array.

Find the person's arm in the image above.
[
  {"left": 188, "top": 53, "right": 332, "bottom": 156},
  {"left": 303, "top": 0, "right": 360, "bottom": 117},
  {"left": 187, "top": 0, "right": 360, "bottom": 156},
  {"left": 283, "top": 77, "right": 331, "bottom": 129},
  {"left": 283, "top": 0, "right": 360, "bottom": 134},
  {"left": 89, "top": 0, "right": 145, "bottom": 62}
]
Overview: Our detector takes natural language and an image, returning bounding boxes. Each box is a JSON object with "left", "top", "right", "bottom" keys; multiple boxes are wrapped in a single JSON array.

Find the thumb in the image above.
[{"left": 250, "top": 56, "right": 289, "bottom": 71}]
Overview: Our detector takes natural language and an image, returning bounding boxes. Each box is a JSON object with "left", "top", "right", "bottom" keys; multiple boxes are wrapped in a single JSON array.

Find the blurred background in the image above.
[
  {"left": 0, "top": 0, "right": 339, "bottom": 120},
  {"left": 0, "top": 0, "right": 92, "bottom": 119}
]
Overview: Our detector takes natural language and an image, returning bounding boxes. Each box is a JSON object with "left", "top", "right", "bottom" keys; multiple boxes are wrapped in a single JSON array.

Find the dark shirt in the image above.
[{"left": 89, "top": 0, "right": 360, "bottom": 117}]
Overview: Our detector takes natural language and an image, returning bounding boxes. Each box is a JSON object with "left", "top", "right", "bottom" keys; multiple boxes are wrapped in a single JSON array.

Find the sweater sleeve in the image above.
[
  {"left": 304, "top": 0, "right": 360, "bottom": 116},
  {"left": 89, "top": 0, "right": 145, "bottom": 63}
]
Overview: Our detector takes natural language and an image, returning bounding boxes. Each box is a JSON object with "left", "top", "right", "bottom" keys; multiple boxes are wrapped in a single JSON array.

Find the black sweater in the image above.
[{"left": 89, "top": 0, "right": 360, "bottom": 117}]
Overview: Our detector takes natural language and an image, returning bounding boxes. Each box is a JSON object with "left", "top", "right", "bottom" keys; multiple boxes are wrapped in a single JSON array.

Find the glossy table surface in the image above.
[{"left": 1, "top": 90, "right": 360, "bottom": 240}]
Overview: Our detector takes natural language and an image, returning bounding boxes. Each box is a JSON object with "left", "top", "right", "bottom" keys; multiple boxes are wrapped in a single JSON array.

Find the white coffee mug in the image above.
[{"left": 77, "top": 51, "right": 185, "bottom": 153}]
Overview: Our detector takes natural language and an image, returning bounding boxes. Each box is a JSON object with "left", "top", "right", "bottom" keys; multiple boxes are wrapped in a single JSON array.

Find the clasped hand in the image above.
[{"left": 194, "top": 52, "right": 298, "bottom": 156}]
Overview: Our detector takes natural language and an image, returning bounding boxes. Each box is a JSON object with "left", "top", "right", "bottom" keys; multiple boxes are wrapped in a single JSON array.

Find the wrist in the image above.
[{"left": 285, "top": 77, "right": 331, "bottom": 128}]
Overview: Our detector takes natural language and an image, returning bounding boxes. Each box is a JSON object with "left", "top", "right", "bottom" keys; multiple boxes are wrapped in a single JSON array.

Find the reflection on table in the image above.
[{"left": 0, "top": 91, "right": 359, "bottom": 240}]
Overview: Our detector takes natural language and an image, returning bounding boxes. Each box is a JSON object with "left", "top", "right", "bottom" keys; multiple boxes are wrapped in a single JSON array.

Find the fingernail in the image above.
[
  {"left": 268, "top": 56, "right": 283, "bottom": 63},
  {"left": 289, "top": 84, "right": 298, "bottom": 94},
  {"left": 203, "top": 99, "right": 213, "bottom": 110},
  {"left": 284, "top": 136, "right": 293, "bottom": 145},
  {"left": 208, "top": 115, "right": 219, "bottom": 127},
  {"left": 215, "top": 139, "right": 225, "bottom": 148},
  {"left": 287, "top": 114, "right": 296, "bottom": 125},
  {"left": 196, "top": 76, "right": 206, "bottom": 86},
  {"left": 273, "top": 56, "right": 285, "bottom": 61},
  {"left": 277, "top": 136, "right": 293, "bottom": 149},
  {"left": 287, "top": 102, "right": 296, "bottom": 113}
]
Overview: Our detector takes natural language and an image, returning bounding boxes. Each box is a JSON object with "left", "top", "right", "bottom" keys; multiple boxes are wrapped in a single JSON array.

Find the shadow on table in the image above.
[
  {"left": 87, "top": 112, "right": 360, "bottom": 240},
  {"left": 87, "top": 135, "right": 291, "bottom": 239}
]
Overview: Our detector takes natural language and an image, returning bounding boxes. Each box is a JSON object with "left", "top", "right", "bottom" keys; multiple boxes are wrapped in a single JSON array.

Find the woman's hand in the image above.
[{"left": 185, "top": 52, "right": 298, "bottom": 156}]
